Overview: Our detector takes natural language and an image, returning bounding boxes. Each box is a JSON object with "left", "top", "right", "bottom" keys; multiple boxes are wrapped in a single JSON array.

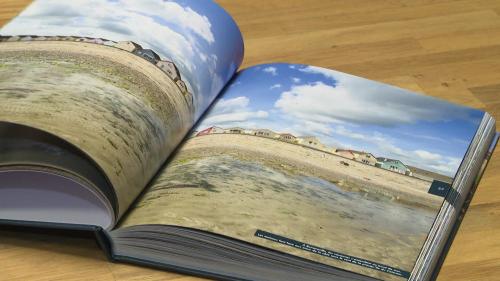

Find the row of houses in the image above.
[
  {"left": 331, "top": 148, "right": 413, "bottom": 175},
  {"left": 195, "top": 126, "right": 330, "bottom": 151},
  {"left": 1, "top": 35, "right": 116, "bottom": 45},
  {"left": 114, "top": 42, "right": 185, "bottom": 86},
  {"left": 194, "top": 126, "right": 414, "bottom": 176},
  {"left": 0, "top": 35, "right": 193, "bottom": 111}
]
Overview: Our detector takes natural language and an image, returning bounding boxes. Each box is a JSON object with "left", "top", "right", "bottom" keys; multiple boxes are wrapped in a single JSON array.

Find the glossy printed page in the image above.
[
  {"left": 118, "top": 63, "right": 484, "bottom": 280},
  {"left": 0, "top": 0, "right": 243, "bottom": 219}
]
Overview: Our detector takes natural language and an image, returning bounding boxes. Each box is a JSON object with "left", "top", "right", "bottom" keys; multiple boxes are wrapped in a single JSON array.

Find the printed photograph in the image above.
[
  {"left": 0, "top": 0, "right": 244, "bottom": 117},
  {"left": 120, "top": 63, "right": 484, "bottom": 280}
]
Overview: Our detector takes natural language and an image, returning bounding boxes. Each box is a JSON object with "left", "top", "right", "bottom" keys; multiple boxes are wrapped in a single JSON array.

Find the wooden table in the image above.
[{"left": 1, "top": 0, "right": 499, "bottom": 280}]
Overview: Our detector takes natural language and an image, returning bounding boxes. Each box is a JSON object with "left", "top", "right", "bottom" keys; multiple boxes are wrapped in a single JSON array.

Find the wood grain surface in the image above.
[{"left": 1, "top": 0, "right": 499, "bottom": 280}]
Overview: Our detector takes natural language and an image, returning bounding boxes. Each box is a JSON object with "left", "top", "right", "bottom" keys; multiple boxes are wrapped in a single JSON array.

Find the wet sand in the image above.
[
  {"left": 0, "top": 41, "right": 193, "bottom": 217},
  {"left": 182, "top": 134, "right": 442, "bottom": 207},
  {"left": 119, "top": 134, "right": 443, "bottom": 281}
]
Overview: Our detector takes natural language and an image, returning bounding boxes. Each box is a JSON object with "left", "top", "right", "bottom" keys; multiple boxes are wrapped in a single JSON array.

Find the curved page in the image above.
[
  {"left": 117, "top": 64, "right": 484, "bottom": 281},
  {"left": 0, "top": 169, "right": 114, "bottom": 230},
  {"left": 0, "top": 0, "right": 244, "bottom": 218},
  {"left": 0, "top": 122, "right": 115, "bottom": 229}
]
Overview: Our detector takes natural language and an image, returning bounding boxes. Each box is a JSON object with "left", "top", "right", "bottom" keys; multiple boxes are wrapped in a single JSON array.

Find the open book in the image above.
[{"left": 0, "top": 1, "right": 498, "bottom": 281}]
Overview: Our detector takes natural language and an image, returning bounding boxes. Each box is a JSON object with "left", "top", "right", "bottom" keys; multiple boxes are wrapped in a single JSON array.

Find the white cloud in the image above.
[
  {"left": 428, "top": 157, "right": 462, "bottom": 175},
  {"left": 299, "top": 65, "right": 337, "bottom": 81},
  {"left": 274, "top": 79, "right": 470, "bottom": 127},
  {"left": 263, "top": 66, "right": 278, "bottom": 76},
  {"left": 333, "top": 126, "right": 365, "bottom": 140},
  {"left": 203, "top": 111, "right": 268, "bottom": 125},
  {"left": 452, "top": 138, "right": 470, "bottom": 145},
  {"left": 199, "top": 53, "right": 208, "bottom": 62},
  {"left": 402, "top": 132, "right": 446, "bottom": 143},
  {"left": 414, "top": 150, "right": 442, "bottom": 161},
  {"left": 115, "top": 0, "right": 214, "bottom": 44},
  {"left": 199, "top": 96, "right": 269, "bottom": 129},
  {"left": 211, "top": 96, "right": 249, "bottom": 114},
  {"left": 287, "top": 120, "right": 333, "bottom": 137},
  {"left": 410, "top": 151, "right": 459, "bottom": 177},
  {"left": 292, "top": 77, "right": 301, "bottom": 83},
  {"left": 270, "top": 84, "right": 281, "bottom": 90},
  {"left": 157, "top": 1, "right": 214, "bottom": 44}
]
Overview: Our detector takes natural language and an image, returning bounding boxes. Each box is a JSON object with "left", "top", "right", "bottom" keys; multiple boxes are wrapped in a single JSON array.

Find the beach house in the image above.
[
  {"left": 62, "top": 36, "right": 78, "bottom": 41},
  {"left": 352, "top": 151, "right": 378, "bottom": 166},
  {"left": 33, "top": 36, "right": 48, "bottom": 41},
  {"left": 244, "top": 129, "right": 256, "bottom": 135},
  {"left": 19, "top": 35, "right": 34, "bottom": 41},
  {"left": 116, "top": 41, "right": 142, "bottom": 52},
  {"left": 227, "top": 127, "right": 244, "bottom": 134},
  {"left": 254, "top": 129, "right": 278, "bottom": 138},
  {"left": 335, "top": 149, "right": 355, "bottom": 160},
  {"left": 176, "top": 80, "right": 188, "bottom": 93},
  {"left": 5, "top": 35, "right": 21, "bottom": 42},
  {"left": 376, "top": 157, "right": 412, "bottom": 175},
  {"left": 157, "top": 60, "right": 181, "bottom": 81},
  {"left": 197, "top": 126, "right": 224, "bottom": 136},
  {"left": 279, "top": 133, "right": 297, "bottom": 143},
  {"left": 297, "top": 136, "right": 326, "bottom": 150},
  {"left": 87, "top": 37, "right": 106, "bottom": 44},
  {"left": 134, "top": 48, "right": 161, "bottom": 64},
  {"left": 75, "top": 37, "right": 91, "bottom": 43}
]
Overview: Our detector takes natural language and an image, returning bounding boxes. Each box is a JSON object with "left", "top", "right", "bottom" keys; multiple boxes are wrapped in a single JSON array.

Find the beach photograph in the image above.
[{"left": 119, "top": 63, "right": 484, "bottom": 280}]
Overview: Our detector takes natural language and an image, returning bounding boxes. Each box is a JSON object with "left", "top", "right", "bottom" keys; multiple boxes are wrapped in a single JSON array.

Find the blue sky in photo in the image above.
[
  {"left": 1, "top": 0, "right": 244, "bottom": 117},
  {"left": 197, "top": 63, "right": 484, "bottom": 177}
]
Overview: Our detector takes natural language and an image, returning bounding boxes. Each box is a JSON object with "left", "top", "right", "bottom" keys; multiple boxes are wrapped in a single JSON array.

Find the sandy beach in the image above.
[
  {"left": 119, "top": 133, "right": 443, "bottom": 281},
  {"left": 184, "top": 134, "right": 442, "bottom": 207},
  {"left": 0, "top": 40, "right": 193, "bottom": 216}
]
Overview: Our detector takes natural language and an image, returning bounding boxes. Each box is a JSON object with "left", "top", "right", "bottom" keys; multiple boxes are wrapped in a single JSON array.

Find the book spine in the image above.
[
  {"left": 94, "top": 227, "right": 115, "bottom": 261},
  {"left": 430, "top": 132, "right": 499, "bottom": 280},
  {"left": 409, "top": 114, "right": 496, "bottom": 281}
]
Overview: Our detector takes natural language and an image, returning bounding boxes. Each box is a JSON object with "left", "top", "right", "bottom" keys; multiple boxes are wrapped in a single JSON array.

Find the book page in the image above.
[
  {"left": 118, "top": 63, "right": 485, "bottom": 280},
  {"left": 0, "top": 0, "right": 243, "bottom": 218}
]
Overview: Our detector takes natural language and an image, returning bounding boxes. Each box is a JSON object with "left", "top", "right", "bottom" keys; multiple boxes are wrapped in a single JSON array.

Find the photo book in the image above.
[{"left": 0, "top": 1, "right": 498, "bottom": 281}]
